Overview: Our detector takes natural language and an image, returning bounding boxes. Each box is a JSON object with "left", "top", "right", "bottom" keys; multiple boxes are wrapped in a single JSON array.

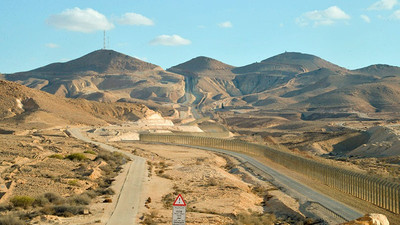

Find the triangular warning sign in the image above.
[{"left": 173, "top": 194, "right": 186, "bottom": 206}]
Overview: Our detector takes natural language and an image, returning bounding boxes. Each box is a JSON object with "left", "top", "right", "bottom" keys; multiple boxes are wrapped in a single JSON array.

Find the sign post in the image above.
[{"left": 172, "top": 194, "right": 186, "bottom": 225}]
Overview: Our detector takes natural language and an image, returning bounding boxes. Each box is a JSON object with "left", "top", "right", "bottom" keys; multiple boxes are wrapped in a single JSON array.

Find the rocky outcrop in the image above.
[{"left": 340, "top": 213, "right": 389, "bottom": 225}]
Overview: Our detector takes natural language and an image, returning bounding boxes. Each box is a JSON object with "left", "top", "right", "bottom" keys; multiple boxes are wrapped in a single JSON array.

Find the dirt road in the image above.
[
  {"left": 185, "top": 145, "right": 364, "bottom": 223},
  {"left": 68, "top": 128, "right": 146, "bottom": 225}
]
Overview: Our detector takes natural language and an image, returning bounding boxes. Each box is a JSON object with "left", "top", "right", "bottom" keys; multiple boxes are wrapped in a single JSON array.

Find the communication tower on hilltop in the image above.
[{"left": 103, "top": 30, "right": 106, "bottom": 49}]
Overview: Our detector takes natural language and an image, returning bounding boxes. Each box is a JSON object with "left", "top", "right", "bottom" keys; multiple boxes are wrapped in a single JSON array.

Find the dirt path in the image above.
[{"left": 68, "top": 128, "right": 146, "bottom": 225}]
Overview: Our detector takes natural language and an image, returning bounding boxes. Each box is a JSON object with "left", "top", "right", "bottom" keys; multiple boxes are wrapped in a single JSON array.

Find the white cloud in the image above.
[
  {"left": 218, "top": 21, "right": 233, "bottom": 28},
  {"left": 45, "top": 43, "right": 59, "bottom": 48},
  {"left": 47, "top": 7, "right": 114, "bottom": 33},
  {"left": 368, "top": 0, "right": 398, "bottom": 10},
  {"left": 117, "top": 13, "right": 154, "bottom": 26},
  {"left": 361, "top": 15, "right": 371, "bottom": 23},
  {"left": 296, "top": 6, "right": 350, "bottom": 27},
  {"left": 391, "top": 9, "right": 400, "bottom": 19},
  {"left": 149, "top": 35, "right": 191, "bottom": 46}
]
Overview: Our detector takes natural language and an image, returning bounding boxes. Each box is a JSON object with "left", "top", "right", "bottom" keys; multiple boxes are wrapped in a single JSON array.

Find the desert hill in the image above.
[
  {"left": 353, "top": 64, "right": 400, "bottom": 78},
  {"left": 167, "top": 56, "right": 240, "bottom": 104},
  {"left": 299, "top": 81, "right": 400, "bottom": 113},
  {"left": 167, "top": 56, "right": 235, "bottom": 77},
  {"left": 167, "top": 53, "right": 400, "bottom": 116},
  {"left": 0, "top": 80, "right": 149, "bottom": 129},
  {"left": 5, "top": 50, "right": 400, "bottom": 116},
  {"left": 23, "top": 49, "right": 160, "bottom": 75},
  {"left": 5, "top": 49, "right": 185, "bottom": 104},
  {"left": 232, "top": 52, "right": 345, "bottom": 75}
]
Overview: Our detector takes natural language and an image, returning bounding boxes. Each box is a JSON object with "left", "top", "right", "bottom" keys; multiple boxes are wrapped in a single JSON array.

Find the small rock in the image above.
[{"left": 83, "top": 209, "right": 90, "bottom": 215}]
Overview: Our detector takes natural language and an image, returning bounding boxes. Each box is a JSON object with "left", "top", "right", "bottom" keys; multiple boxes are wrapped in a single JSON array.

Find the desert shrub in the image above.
[
  {"left": 47, "top": 205, "right": 85, "bottom": 217},
  {"left": 251, "top": 185, "right": 267, "bottom": 197},
  {"left": 141, "top": 210, "right": 158, "bottom": 225},
  {"left": 83, "top": 150, "right": 97, "bottom": 155},
  {"left": 0, "top": 215, "right": 26, "bottom": 225},
  {"left": 67, "top": 179, "right": 80, "bottom": 187},
  {"left": 99, "top": 164, "right": 115, "bottom": 176},
  {"left": 82, "top": 190, "right": 97, "bottom": 198},
  {"left": 0, "top": 203, "right": 12, "bottom": 212},
  {"left": 97, "top": 187, "right": 115, "bottom": 195},
  {"left": 69, "top": 194, "right": 91, "bottom": 205},
  {"left": 158, "top": 161, "right": 167, "bottom": 169},
  {"left": 10, "top": 196, "right": 35, "bottom": 209},
  {"left": 96, "top": 151, "right": 129, "bottom": 165},
  {"left": 48, "top": 154, "right": 64, "bottom": 159},
  {"left": 161, "top": 193, "right": 175, "bottom": 209},
  {"left": 33, "top": 195, "right": 49, "bottom": 207},
  {"left": 65, "top": 153, "right": 87, "bottom": 161},
  {"left": 43, "top": 192, "right": 64, "bottom": 205}
]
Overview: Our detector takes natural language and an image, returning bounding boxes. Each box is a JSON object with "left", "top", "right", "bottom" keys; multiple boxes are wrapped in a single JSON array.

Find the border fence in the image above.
[{"left": 139, "top": 134, "right": 400, "bottom": 214}]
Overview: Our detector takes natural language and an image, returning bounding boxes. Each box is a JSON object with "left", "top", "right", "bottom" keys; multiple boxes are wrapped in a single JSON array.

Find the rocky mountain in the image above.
[
  {"left": 233, "top": 52, "right": 345, "bottom": 75},
  {"left": 352, "top": 64, "right": 400, "bottom": 78},
  {"left": 0, "top": 80, "right": 149, "bottom": 129},
  {"left": 25, "top": 49, "right": 160, "bottom": 75},
  {"left": 5, "top": 50, "right": 185, "bottom": 103},
  {"left": 166, "top": 52, "right": 400, "bottom": 115},
  {"left": 168, "top": 56, "right": 235, "bottom": 77},
  {"left": 4, "top": 50, "right": 400, "bottom": 116}
]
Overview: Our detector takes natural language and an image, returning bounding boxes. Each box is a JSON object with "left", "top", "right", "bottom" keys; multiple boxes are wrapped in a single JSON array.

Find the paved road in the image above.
[
  {"left": 68, "top": 128, "right": 146, "bottom": 225},
  {"left": 184, "top": 145, "right": 363, "bottom": 223}
]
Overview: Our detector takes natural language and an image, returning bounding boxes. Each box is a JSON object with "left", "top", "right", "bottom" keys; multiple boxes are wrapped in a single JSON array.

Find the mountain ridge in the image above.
[{"left": 4, "top": 49, "right": 400, "bottom": 115}]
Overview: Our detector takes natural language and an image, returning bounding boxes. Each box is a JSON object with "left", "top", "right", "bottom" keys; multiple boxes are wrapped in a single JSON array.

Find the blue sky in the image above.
[{"left": 1, "top": 0, "right": 400, "bottom": 73}]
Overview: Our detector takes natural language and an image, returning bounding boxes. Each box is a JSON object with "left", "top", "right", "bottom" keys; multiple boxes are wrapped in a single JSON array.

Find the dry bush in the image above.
[
  {"left": 42, "top": 205, "right": 85, "bottom": 217},
  {"left": 48, "top": 154, "right": 64, "bottom": 159},
  {"left": 83, "top": 150, "right": 97, "bottom": 155},
  {"left": 161, "top": 193, "right": 175, "bottom": 209},
  {"left": 33, "top": 195, "right": 49, "bottom": 207},
  {"left": 0, "top": 215, "right": 26, "bottom": 225},
  {"left": 10, "top": 196, "right": 35, "bottom": 209},
  {"left": 96, "top": 151, "right": 129, "bottom": 166},
  {"left": 69, "top": 194, "right": 91, "bottom": 205},
  {"left": 43, "top": 192, "right": 65, "bottom": 205},
  {"left": 141, "top": 210, "right": 158, "bottom": 225},
  {"left": 96, "top": 187, "right": 115, "bottom": 195},
  {"left": 0, "top": 203, "right": 12, "bottom": 212},
  {"left": 67, "top": 179, "right": 80, "bottom": 187},
  {"left": 65, "top": 153, "right": 87, "bottom": 161}
]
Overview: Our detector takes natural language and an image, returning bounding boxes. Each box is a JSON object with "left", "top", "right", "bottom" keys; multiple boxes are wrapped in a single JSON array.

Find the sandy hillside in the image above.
[
  {"left": 0, "top": 80, "right": 150, "bottom": 129},
  {"left": 5, "top": 50, "right": 185, "bottom": 104}
]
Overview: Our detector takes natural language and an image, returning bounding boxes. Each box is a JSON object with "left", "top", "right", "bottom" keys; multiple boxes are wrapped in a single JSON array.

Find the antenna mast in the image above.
[{"left": 103, "top": 30, "right": 106, "bottom": 49}]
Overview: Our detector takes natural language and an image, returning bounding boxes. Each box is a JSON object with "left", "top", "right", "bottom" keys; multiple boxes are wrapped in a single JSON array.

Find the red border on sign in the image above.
[{"left": 172, "top": 194, "right": 186, "bottom": 206}]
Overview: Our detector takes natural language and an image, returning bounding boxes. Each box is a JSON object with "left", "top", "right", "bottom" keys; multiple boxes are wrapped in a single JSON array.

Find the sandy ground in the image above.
[
  {"left": 41, "top": 129, "right": 304, "bottom": 225},
  {"left": 86, "top": 129, "right": 306, "bottom": 224}
]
